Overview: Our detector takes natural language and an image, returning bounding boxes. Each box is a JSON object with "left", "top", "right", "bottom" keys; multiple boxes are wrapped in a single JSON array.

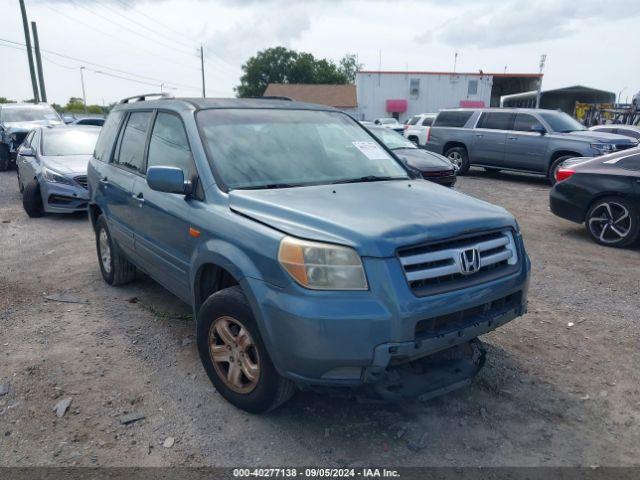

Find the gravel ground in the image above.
[{"left": 0, "top": 168, "right": 639, "bottom": 467}]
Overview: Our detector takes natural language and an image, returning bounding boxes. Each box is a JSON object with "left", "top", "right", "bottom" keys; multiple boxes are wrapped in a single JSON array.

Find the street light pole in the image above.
[
  {"left": 80, "top": 66, "right": 88, "bottom": 113},
  {"left": 18, "top": 0, "right": 40, "bottom": 103},
  {"left": 535, "top": 54, "right": 547, "bottom": 109},
  {"left": 200, "top": 45, "right": 206, "bottom": 98}
]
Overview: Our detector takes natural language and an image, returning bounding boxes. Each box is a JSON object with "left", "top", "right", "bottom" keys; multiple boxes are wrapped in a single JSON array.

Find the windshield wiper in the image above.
[
  {"left": 236, "top": 183, "right": 304, "bottom": 190},
  {"left": 331, "top": 175, "right": 407, "bottom": 185}
]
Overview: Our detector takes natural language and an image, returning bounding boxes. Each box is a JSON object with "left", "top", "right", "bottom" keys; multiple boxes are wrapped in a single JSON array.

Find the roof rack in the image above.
[
  {"left": 249, "top": 96, "right": 294, "bottom": 101},
  {"left": 119, "top": 93, "right": 174, "bottom": 104}
]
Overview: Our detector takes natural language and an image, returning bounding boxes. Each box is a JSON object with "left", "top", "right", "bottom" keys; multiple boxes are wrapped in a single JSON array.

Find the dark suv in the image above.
[{"left": 88, "top": 94, "right": 531, "bottom": 412}]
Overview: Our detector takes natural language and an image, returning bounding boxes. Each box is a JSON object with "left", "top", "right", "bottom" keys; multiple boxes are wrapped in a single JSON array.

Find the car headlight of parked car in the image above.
[
  {"left": 590, "top": 143, "right": 616, "bottom": 154},
  {"left": 278, "top": 236, "right": 368, "bottom": 290},
  {"left": 42, "top": 166, "right": 74, "bottom": 185}
]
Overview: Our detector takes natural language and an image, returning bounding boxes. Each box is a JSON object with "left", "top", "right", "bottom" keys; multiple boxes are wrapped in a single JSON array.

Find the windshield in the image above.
[
  {"left": 538, "top": 111, "right": 586, "bottom": 133},
  {"left": 1, "top": 106, "right": 61, "bottom": 123},
  {"left": 370, "top": 127, "right": 416, "bottom": 150},
  {"left": 197, "top": 109, "right": 408, "bottom": 189},
  {"left": 42, "top": 129, "right": 100, "bottom": 156}
]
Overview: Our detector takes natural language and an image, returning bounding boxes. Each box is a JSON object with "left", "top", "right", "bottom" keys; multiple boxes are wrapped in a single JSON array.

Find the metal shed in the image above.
[{"left": 500, "top": 85, "right": 616, "bottom": 115}]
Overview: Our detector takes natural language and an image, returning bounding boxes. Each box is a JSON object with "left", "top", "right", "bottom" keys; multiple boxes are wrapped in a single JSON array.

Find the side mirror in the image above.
[
  {"left": 530, "top": 124, "right": 546, "bottom": 135},
  {"left": 19, "top": 147, "right": 34, "bottom": 157},
  {"left": 146, "top": 166, "right": 189, "bottom": 195}
]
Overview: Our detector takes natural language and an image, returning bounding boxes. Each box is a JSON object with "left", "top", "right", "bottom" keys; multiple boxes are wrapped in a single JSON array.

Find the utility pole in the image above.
[
  {"left": 80, "top": 66, "right": 88, "bottom": 113},
  {"left": 18, "top": 0, "right": 40, "bottom": 103},
  {"left": 535, "top": 54, "right": 547, "bottom": 109},
  {"left": 200, "top": 45, "right": 206, "bottom": 98},
  {"left": 31, "top": 21, "right": 47, "bottom": 103},
  {"left": 453, "top": 52, "right": 458, "bottom": 73}
]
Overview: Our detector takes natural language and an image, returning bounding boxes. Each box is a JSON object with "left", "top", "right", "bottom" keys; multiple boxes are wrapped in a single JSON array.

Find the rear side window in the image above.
[
  {"left": 113, "top": 111, "right": 152, "bottom": 174},
  {"left": 421, "top": 116, "right": 434, "bottom": 126},
  {"left": 477, "top": 112, "right": 513, "bottom": 130},
  {"left": 147, "top": 112, "right": 196, "bottom": 179},
  {"left": 94, "top": 111, "right": 123, "bottom": 162},
  {"left": 434, "top": 111, "right": 474, "bottom": 128},
  {"left": 513, "top": 113, "right": 544, "bottom": 132}
]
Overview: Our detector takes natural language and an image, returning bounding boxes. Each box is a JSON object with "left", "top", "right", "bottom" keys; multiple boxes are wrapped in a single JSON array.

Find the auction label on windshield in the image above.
[{"left": 352, "top": 141, "right": 390, "bottom": 160}]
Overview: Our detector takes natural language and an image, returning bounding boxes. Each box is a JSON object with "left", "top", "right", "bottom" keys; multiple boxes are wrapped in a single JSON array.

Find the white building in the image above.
[{"left": 356, "top": 70, "right": 541, "bottom": 122}]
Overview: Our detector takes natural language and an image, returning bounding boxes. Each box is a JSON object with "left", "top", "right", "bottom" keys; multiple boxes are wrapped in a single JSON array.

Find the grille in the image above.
[
  {"left": 422, "top": 169, "right": 455, "bottom": 178},
  {"left": 415, "top": 292, "right": 522, "bottom": 339},
  {"left": 398, "top": 230, "right": 519, "bottom": 296},
  {"left": 74, "top": 175, "right": 88, "bottom": 189},
  {"left": 615, "top": 143, "right": 637, "bottom": 152}
]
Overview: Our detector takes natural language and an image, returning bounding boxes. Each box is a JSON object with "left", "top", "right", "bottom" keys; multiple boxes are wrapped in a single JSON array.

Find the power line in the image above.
[
  {"left": 0, "top": 38, "right": 200, "bottom": 92},
  {"left": 43, "top": 4, "right": 202, "bottom": 74},
  {"left": 66, "top": 0, "right": 197, "bottom": 58}
]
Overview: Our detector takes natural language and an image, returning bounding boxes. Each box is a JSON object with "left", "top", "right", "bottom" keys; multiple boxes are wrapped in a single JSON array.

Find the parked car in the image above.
[
  {"left": 0, "top": 103, "right": 63, "bottom": 171},
  {"left": 373, "top": 117, "right": 403, "bottom": 134},
  {"left": 16, "top": 125, "right": 100, "bottom": 217},
  {"left": 425, "top": 108, "right": 639, "bottom": 184},
  {"left": 550, "top": 149, "right": 640, "bottom": 247},
  {"left": 404, "top": 113, "right": 437, "bottom": 146},
  {"left": 368, "top": 125, "right": 457, "bottom": 187},
  {"left": 589, "top": 124, "right": 640, "bottom": 141},
  {"left": 73, "top": 117, "right": 105, "bottom": 127},
  {"left": 88, "top": 95, "right": 530, "bottom": 413}
]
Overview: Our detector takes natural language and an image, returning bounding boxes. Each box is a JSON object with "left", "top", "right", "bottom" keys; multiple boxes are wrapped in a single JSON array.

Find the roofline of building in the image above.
[{"left": 357, "top": 70, "right": 543, "bottom": 78}]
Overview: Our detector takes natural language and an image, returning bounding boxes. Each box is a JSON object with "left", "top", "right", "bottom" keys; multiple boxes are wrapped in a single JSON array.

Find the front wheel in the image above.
[
  {"left": 585, "top": 197, "right": 639, "bottom": 247},
  {"left": 444, "top": 147, "right": 470, "bottom": 175},
  {"left": 197, "top": 286, "right": 296, "bottom": 413},
  {"left": 22, "top": 180, "right": 44, "bottom": 217}
]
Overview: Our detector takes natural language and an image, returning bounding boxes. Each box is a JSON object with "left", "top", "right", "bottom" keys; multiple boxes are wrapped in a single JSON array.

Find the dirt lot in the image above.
[{"left": 0, "top": 168, "right": 639, "bottom": 467}]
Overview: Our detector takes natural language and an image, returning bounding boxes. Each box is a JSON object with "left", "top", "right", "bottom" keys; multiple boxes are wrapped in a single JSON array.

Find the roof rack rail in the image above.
[
  {"left": 119, "top": 93, "right": 174, "bottom": 104},
  {"left": 249, "top": 96, "right": 294, "bottom": 101}
]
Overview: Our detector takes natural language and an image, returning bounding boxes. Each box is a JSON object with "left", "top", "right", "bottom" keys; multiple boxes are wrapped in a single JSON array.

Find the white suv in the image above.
[{"left": 404, "top": 113, "right": 436, "bottom": 146}]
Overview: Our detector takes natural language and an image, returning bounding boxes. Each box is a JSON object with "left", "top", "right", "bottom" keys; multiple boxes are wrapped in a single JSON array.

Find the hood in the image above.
[
  {"left": 3, "top": 120, "right": 61, "bottom": 132},
  {"left": 554, "top": 130, "right": 638, "bottom": 144},
  {"left": 394, "top": 148, "right": 454, "bottom": 172},
  {"left": 229, "top": 180, "right": 516, "bottom": 257},
  {"left": 41, "top": 155, "right": 91, "bottom": 175}
]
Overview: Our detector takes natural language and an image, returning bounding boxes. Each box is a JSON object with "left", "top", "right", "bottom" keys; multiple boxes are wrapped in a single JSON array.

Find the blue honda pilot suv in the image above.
[{"left": 87, "top": 94, "right": 531, "bottom": 413}]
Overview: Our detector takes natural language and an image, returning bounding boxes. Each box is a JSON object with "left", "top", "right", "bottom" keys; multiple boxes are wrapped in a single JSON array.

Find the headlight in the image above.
[
  {"left": 278, "top": 236, "right": 368, "bottom": 290},
  {"left": 42, "top": 167, "right": 73, "bottom": 185},
  {"left": 590, "top": 143, "right": 616, "bottom": 154}
]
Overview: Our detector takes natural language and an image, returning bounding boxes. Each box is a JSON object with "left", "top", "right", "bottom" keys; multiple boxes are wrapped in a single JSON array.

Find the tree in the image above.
[
  {"left": 0, "top": 97, "right": 16, "bottom": 104},
  {"left": 235, "top": 47, "right": 357, "bottom": 98}
]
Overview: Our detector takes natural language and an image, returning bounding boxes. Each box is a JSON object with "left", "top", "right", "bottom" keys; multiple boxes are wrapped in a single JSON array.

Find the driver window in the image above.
[{"left": 147, "top": 112, "right": 196, "bottom": 180}]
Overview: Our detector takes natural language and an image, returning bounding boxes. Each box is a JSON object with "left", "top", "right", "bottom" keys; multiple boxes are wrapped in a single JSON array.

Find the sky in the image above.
[{"left": 1, "top": 0, "right": 639, "bottom": 106}]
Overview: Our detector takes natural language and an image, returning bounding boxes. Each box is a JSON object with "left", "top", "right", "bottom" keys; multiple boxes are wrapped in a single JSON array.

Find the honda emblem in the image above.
[{"left": 459, "top": 248, "right": 481, "bottom": 275}]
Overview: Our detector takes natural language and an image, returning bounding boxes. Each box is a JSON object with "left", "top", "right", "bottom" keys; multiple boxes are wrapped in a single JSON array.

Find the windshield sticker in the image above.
[{"left": 352, "top": 141, "right": 389, "bottom": 160}]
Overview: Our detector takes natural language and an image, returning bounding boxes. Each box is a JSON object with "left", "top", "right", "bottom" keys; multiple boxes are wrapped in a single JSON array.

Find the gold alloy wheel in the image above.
[{"left": 209, "top": 316, "right": 261, "bottom": 394}]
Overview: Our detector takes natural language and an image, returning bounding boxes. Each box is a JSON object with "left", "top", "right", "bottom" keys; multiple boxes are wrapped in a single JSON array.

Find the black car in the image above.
[
  {"left": 368, "top": 126, "right": 457, "bottom": 187},
  {"left": 550, "top": 149, "right": 640, "bottom": 247}
]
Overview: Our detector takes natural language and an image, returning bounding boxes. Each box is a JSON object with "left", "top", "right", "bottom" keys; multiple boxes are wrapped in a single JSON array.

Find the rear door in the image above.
[
  {"left": 130, "top": 111, "right": 202, "bottom": 302},
  {"left": 504, "top": 113, "right": 550, "bottom": 172},
  {"left": 101, "top": 110, "right": 153, "bottom": 258},
  {"left": 472, "top": 112, "right": 513, "bottom": 166}
]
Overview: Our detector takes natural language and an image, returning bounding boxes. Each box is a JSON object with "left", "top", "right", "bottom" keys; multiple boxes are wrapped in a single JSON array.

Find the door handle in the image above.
[
  {"left": 508, "top": 136, "right": 518, "bottom": 140},
  {"left": 99, "top": 177, "right": 109, "bottom": 185},
  {"left": 475, "top": 133, "right": 484, "bottom": 138},
  {"left": 132, "top": 193, "right": 145, "bottom": 206}
]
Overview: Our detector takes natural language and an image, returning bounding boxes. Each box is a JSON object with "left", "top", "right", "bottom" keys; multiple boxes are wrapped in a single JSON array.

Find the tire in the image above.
[
  {"left": 548, "top": 155, "right": 577, "bottom": 185},
  {"left": 444, "top": 146, "right": 470, "bottom": 175},
  {"left": 197, "top": 286, "right": 296, "bottom": 413},
  {"left": 585, "top": 196, "right": 639, "bottom": 248},
  {"left": 17, "top": 169, "right": 24, "bottom": 193},
  {"left": 95, "top": 215, "right": 137, "bottom": 285},
  {"left": 0, "top": 145, "right": 9, "bottom": 172},
  {"left": 22, "top": 180, "right": 44, "bottom": 217}
]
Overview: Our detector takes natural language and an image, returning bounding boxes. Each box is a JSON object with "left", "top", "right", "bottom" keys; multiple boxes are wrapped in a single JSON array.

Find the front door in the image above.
[
  {"left": 130, "top": 111, "right": 202, "bottom": 302},
  {"left": 504, "top": 113, "right": 549, "bottom": 172},
  {"left": 471, "top": 112, "right": 513, "bottom": 166}
]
